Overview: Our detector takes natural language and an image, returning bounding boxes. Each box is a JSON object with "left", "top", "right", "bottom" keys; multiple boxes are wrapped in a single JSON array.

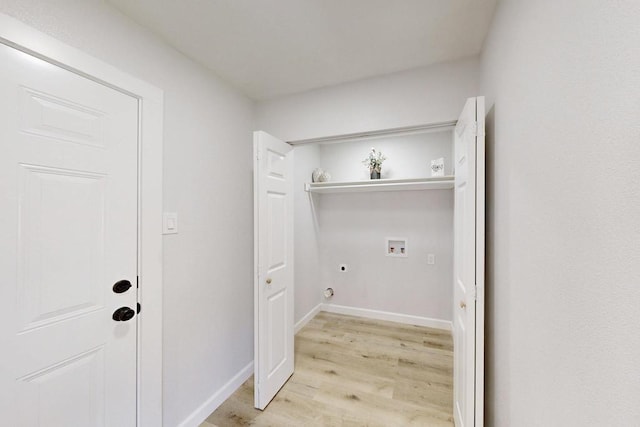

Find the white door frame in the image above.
[
  {"left": 0, "top": 13, "right": 164, "bottom": 426},
  {"left": 474, "top": 97, "right": 486, "bottom": 427},
  {"left": 453, "top": 97, "right": 485, "bottom": 427}
]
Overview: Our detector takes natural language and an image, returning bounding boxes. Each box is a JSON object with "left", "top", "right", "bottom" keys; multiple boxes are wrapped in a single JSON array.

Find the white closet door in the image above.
[
  {"left": 453, "top": 96, "right": 485, "bottom": 427},
  {"left": 253, "top": 131, "right": 295, "bottom": 410},
  {"left": 0, "top": 44, "right": 139, "bottom": 426}
]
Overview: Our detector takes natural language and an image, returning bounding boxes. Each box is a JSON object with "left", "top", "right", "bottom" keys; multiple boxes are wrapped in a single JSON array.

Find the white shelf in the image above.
[{"left": 305, "top": 176, "right": 454, "bottom": 193}]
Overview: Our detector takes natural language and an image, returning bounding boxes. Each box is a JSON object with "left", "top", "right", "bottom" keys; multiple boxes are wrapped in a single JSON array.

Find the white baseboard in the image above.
[
  {"left": 321, "top": 303, "right": 452, "bottom": 331},
  {"left": 294, "top": 303, "right": 322, "bottom": 334},
  {"left": 178, "top": 361, "right": 254, "bottom": 427}
]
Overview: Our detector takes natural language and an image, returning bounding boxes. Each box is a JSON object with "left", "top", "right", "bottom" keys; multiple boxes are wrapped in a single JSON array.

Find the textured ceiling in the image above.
[{"left": 108, "top": 0, "right": 497, "bottom": 100}]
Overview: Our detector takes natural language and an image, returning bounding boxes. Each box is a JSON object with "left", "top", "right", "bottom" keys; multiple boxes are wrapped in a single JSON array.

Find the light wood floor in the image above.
[{"left": 202, "top": 312, "right": 454, "bottom": 426}]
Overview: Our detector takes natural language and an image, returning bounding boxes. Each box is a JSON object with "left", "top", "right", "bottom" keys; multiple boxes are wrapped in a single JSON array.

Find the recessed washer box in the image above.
[{"left": 386, "top": 237, "right": 408, "bottom": 257}]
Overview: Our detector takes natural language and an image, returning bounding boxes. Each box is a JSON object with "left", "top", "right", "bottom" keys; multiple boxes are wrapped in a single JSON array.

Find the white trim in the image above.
[
  {"left": 287, "top": 120, "right": 457, "bottom": 146},
  {"left": 321, "top": 304, "right": 452, "bottom": 331},
  {"left": 474, "top": 96, "right": 486, "bottom": 427},
  {"left": 305, "top": 176, "right": 455, "bottom": 194},
  {"left": 252, "top": 134, "right": 261, "bottom": 408},
  {"left": 294, "top": 303, "right": 323, "bottom": 334},
  {"left": 178, "top": 362, "right": 254, "bottom": 427},
  {"left": 0, "top": 13, "right": 164, "bottom": 426},
  {"left": 0, "top": 14, "right": 160, "bottom": 99}
]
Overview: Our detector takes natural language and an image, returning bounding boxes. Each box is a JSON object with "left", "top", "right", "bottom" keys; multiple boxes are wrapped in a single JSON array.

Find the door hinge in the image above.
[
  {"left": 256, "top": 150, "right": 262, "bottom": 160},
  {"left": 136, "top": 275, "right": 139, "bottom": 288}
]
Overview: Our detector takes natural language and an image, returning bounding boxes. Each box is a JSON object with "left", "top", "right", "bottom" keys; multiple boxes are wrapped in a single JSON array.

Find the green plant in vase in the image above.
[{"left": 362, "top": 147, "right": 386, "bottom": 179}]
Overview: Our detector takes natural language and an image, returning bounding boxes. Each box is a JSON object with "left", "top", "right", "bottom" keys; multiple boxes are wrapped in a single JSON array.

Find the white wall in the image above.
[
  {"left": 0, "top": 1, "right": 255, "bottom": 425},
  {"left": 318, "top": 130, "right": 454, "bottom": 181},
  {"left": 319, "top": 190, "right": 453, "bottom": 321},
  {"left": 480, "top": 1, "right": 640, "bottom": 425},
  {"left": 257, "top": 57, "right": 479, "bottom": 142},
  {"left": 316, "top": 133, "right": 454, "bottom": 322},
  {"left": 259, "top": 60, "right": 477, "bottom": 326},
  {"left": 292, "top": 144, "right": 322, "bottom": 324}
]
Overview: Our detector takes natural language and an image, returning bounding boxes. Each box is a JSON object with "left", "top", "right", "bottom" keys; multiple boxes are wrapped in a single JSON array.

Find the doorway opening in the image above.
[{"left": 251, "top": 97, "right": 485, "bottom": 426}]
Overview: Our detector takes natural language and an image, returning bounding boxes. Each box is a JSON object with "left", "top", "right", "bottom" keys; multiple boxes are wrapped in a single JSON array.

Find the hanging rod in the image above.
[{"left": 287, "top": 120, "right": 457, "bottom": 146}]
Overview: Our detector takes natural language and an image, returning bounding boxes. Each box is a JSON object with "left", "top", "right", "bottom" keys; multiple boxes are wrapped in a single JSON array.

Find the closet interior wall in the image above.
[{"left": 293, "top": 130, "right": 456, "bottom": 327}]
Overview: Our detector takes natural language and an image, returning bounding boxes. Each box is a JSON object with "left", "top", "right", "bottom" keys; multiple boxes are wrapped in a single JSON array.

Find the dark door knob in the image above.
[
  {"left": 112, "top": 306, "right": 135, "bottom": 322},
  {"left": 113, "top": 279, "right": 132, "bottom": 294}
]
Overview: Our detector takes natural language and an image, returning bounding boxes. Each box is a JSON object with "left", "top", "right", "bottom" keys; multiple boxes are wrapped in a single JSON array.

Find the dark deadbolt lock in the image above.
[
  {"left": 112, "top": 306, "right": 135, "bottom": 322},
  {"left": 113, "top": 279, "right": 132, "bottom": 294}
]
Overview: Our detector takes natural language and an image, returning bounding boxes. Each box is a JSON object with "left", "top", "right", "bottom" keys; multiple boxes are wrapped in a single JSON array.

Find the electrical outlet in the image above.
[
  {"left": 427, "top": 254, "right": 435, "bottom": 265},
  {"left": 338, "top": 264, "right": 348, "bottom": 272}
]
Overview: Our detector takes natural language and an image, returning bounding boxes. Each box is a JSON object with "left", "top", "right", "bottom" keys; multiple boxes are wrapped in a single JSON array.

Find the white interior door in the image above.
[
  {"left": 253, "top": 131, "right": 294, "bottom": 410},
  {"left": 453, "top": 96, "right": 485, "bottom": 427},
  {"left": 0, "top": 43, "right": 139, "bottom": 426}
]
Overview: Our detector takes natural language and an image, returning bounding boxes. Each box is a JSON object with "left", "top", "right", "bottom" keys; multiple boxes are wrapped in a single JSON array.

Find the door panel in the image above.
[
  {"left": 453, "top": 96, "right": 485, "bottom": 427},
  {"left": 18, "top": 165, "right": 106, "bottom": 330},
  {"left": 254, "top": 131, "right": 294, "bottom": 410},
  {"left": 266, "top": 149, "right": 287, "bottom": 178},
  {"left": 0, "top": 43, "right": 138, "bottom": 426},
  {"left": 17, "top": 347, "right": 105, "bottom": 427},
  {"left": 267, "top": 192, "right": 287, "bottom": 269},
  {"left": 21, "top": 87, "right": 107, "bottom": 147},
  {"left": 267, "top": 288, "right": 287, "bottom": 375}
]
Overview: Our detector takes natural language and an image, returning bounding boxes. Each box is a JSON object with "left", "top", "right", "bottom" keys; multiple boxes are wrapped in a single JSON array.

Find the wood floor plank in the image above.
[
  {"left": 295, "top": 355, "right": 396, "bottom": 398},
  {"left": 203, "top": 312, "right": 454, "bottom": 427},
  {"left": 312, "top": 386, "right": 453, "bottom": 427}
]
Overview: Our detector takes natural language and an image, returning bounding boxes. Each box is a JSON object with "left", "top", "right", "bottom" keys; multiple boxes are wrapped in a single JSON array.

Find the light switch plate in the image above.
[{"left": 163, "top": 212, "right": 178, "bottom": 234}]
